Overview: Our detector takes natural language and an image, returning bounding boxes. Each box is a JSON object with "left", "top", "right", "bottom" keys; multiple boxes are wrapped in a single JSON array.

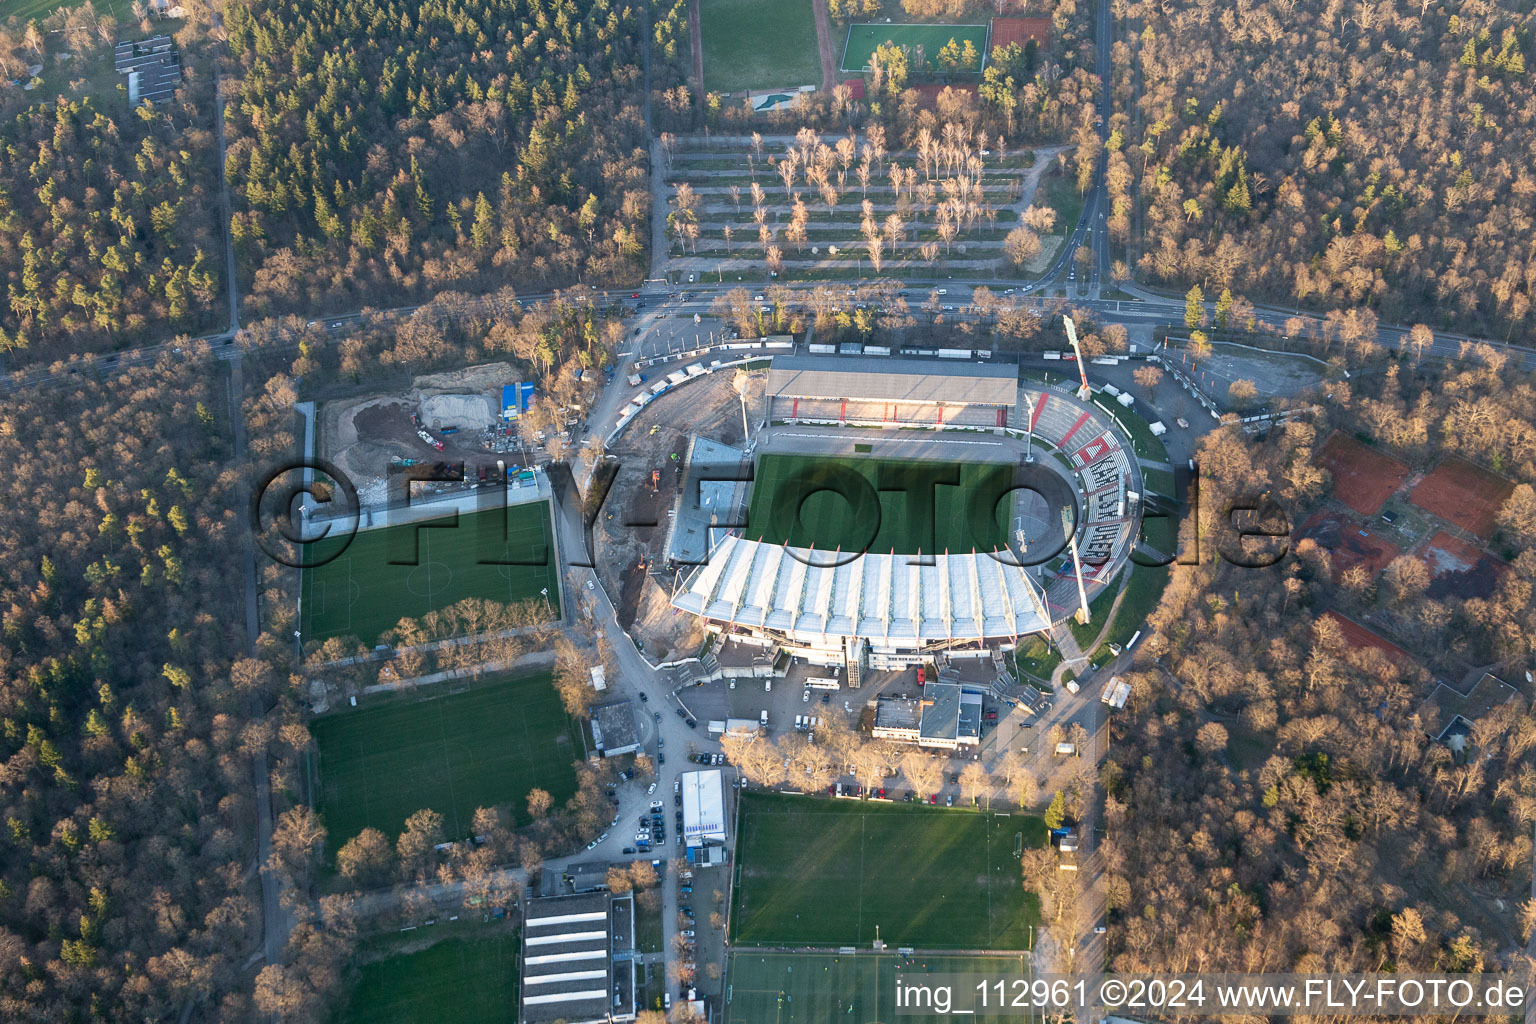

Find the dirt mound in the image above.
[
  {"left": 413, "top": 362, "right": 518, "bottom": 393},
  {"left": 420, "top": 393, "right": 496, "bottom": 431}
]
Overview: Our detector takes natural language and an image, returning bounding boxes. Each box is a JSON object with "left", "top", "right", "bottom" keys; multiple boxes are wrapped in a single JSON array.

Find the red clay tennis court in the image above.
[
  {"left": 1295, "top": 511, "right": 1401, "bottom": 581},
  {"left": 1316, "top": 432, "right": 1409, "bottom": 516},
  {"left": 991, "top": 17, "right": 1051, "bottom": 49},
  {"left": 1322, "top": 609, "right": 1410, "bottom": 663},
  {"left": 1422, "top": 531, "right": 1504, "bottom": 600},
  {"left": 1408, "top": 458, "right": 1514, "bottom": 539}
]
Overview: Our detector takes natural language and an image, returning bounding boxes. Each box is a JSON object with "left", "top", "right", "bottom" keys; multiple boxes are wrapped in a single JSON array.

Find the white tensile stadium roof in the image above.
[{"left": 672, "top": 535, "right": 1051, "bottom": 644}]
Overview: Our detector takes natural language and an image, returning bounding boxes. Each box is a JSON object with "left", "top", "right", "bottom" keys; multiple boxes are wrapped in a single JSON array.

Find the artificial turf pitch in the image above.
[
  {"left": 745, "top": 454, "right": 1012, "bottom": 555},
  {"left": 730, "top": 793, "right": 1044, "bottom": 949},
  {"left": 334, "top": 935, "right": 519, "bottom": 1024},
  {"left": 311, "top": 670, "right": 580, "bottom": 847},
  {"left": 724, "top": 951, "right": 1032, "bottom": 1024},
  {"left": 299, "top": 501, "right": 559, "bottom": 645},
  {"left": 841, "top": 23, "right": 991, "bottom": 73}
]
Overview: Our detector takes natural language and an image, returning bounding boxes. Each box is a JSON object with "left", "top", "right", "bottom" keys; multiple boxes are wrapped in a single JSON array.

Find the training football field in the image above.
[
  {"left": 841, "top": 23, "right": 991, "bottom": 73},
  {"left": 311, "top": 670, "right": 581, "bottom": 847},
  {"left": 335, "top": 934, "right": 520, "bottom": 1024},
  {"left": 746, "top": 454, "right": 1012, "bottom": 555},
  {"left": 299, "top": 501, "right": 559, "bottom": 645},
  {"left": 724, "top": 950, "right": 1032, "bottom": 1024},
  {"left": 730, "top": 793, "right": 1043, "bottom": 949}
]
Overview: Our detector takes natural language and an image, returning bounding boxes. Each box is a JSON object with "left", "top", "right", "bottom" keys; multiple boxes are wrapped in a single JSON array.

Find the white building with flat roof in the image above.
[{"left": 681, "top": 770, "right": 726, "bottom": 848}]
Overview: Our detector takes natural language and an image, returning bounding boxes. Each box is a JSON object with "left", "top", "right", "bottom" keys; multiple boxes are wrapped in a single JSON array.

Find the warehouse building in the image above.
[
  {"left": 518, "top": 891, "right": 635, "bottom": 1024},
  {"left": 681, "top": 769, "right": 727, "bottom": 849},
  {"left": 766, "top": 356, "right": 1018, "bottom": 430}
]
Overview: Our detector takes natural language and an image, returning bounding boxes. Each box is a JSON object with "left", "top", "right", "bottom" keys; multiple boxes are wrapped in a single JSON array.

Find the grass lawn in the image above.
[
  {"left": 1068, "top": 568, "right": 1123, "bottom": 648},
  {"left": 0, "top": 0, "right": 76, "bottom": 20},
  {"left": 701, "top": 0, "right": 821, "bottom": 92},
  {"left": 1037, "top": 165, "right": 1085, "bottom": 239},
  {"left": 1142, "top": 468, "right": 1175, "bottom": 495},
  {"left": 1012, "top": 634, "right": 1061, "bottom": 683},
  {"left": 724, "top": 950, "right": 1032, "bottom": 1024},
  {"left": 1094, "top": 564, "right": 1168, "bottom": 653},
  {"left": 841, "top": 22, "right": 990, "bottom": 73},
  {"left": 300, "top": 501, "right": 559, "bottom": 645},
  {"left": 635, "top": 894, "right": 664, "bottom": 954},
  {"left": 746, "top": 454, "right": 1013, "bottom": 555},
  {"left": 333, "top": 934, "right": 519, "bottom": 1024},
  {"left": 1110, "top": 407, "right": 1171, "bottom": 463},
  {"left": 1138, "top": 510, "right": 1177, "bottom": 555},
  {"left": 312, "top": 670, "right": 580, "bottom": 848},
  {"left": 730, "top": 793, "right": 1043, "bottom": 949}
]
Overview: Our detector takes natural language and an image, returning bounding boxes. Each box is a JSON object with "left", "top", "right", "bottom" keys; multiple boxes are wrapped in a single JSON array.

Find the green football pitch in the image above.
[
  {"left": 745, "top": 454, "right": 1012, "bottom": 555},
  {"left": 334, "top": 934, "right": 519, "bottom": 1024},
  {"left": 730, "top": 793, "right": 1044, "bottom": 949},
  {"left": 701, "top": 0, "right": 821, "bottom": 92},
  {"left": 724, "top": 951, "right": 1033, "bottom": 1024},
  {"left": 841, "top": 23, "right": 991, "bottom": 73},
  {"left": 300, "top": 501, "right": 559, "bottom": 645},
  {"left": 311, "top": 670, "right": 581, "bottom": 847}
]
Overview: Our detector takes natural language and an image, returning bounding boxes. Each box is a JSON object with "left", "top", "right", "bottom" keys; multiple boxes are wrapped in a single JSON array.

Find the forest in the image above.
[
  {"left": 222, "top": 0, "right": 652, "bottom": 318},
  {"left": 1128, "top": 0, "right": 1536, "bottom": 335},
  {"left": 0, "top": 12, "right": 223, "bottom": 361},
  {"left": 0, "top": 351, "right": 269, "bottom": 1020},
  {"left": 1101, "top": 347, "right": 1536, "bottom": 978}
]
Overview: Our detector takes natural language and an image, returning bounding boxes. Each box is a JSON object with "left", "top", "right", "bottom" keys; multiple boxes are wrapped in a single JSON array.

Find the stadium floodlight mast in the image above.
[
  {"left": 1062, "top": 316, "right": 1092, "bottom": 401},
  {"left": 1061, "top": 508, "right": 1091, "bottom": 626}
]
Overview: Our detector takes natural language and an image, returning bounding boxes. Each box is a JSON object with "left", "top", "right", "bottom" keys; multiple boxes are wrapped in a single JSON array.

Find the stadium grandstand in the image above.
[
  {"left": 767, "top": 356, "right": 1018, "bottom": 430},
  {"left": 671, "top": 539, "right": 1052, "bottom": 671}
]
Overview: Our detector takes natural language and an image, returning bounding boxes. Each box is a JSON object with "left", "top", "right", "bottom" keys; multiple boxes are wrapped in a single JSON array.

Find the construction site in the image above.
[
  {"left": 318, "top": 362, "right": 566, "bottom": 508},
  {"left": 593, "top": 367, "right": 760, "bottom": 663}
]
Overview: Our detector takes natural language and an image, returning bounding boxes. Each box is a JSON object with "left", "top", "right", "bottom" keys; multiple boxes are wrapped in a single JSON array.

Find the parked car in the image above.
[
  {"left": 639, "top": 692, "right": 648, "bottom": 702},
  {"left": 647, "top": 783, "right": 656, "bottom": 795},
  {"left": 623, "top": 847, "right": 636, "bottom": 855},
  {"left": 675, "top": 794, "right": 682, "bottom": 807},
  {"left": 929, "top": 795, "right": 938, "bottom": 804},
  {"left": 984, "top": 711, "right": 998, "bottom": 720},
  {"left": 675, "top": 708, "right": 688, "bottom": 719},
  {"left": 654, "top": 711, "right": 661, "bottom": 722},
  {"left": 650, "top": 800, "right": 663, "bottom": 811}
]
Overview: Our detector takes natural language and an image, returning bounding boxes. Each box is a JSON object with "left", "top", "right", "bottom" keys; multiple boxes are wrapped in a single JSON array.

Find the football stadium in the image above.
[{"left": 665, "top": 355, "right": 1143, "bottom": 674}]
